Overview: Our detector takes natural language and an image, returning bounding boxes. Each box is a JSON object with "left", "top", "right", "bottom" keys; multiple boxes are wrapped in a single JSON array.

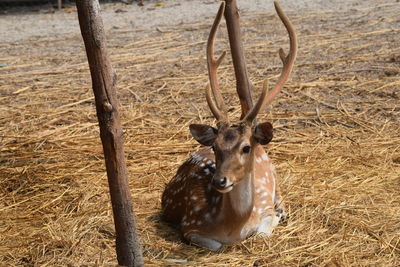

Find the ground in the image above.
[{"left": 0, "top": 0, "right": 399, "bottom": 266}]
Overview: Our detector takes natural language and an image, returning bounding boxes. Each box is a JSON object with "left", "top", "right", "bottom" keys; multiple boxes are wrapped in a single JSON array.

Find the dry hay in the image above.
[{"left": 1, "top": 2, "right": 399, "bottom": 266}]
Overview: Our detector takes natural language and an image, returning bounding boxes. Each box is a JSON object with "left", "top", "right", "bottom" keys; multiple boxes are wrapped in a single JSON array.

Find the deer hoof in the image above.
[{"left": 189, "top": 234, "right": 222, "bottom": 251}]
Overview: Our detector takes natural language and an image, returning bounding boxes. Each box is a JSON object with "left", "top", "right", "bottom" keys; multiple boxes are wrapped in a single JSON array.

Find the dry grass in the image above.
[{"left": 1, "top": 2, "right": 400, "bottom": 266}]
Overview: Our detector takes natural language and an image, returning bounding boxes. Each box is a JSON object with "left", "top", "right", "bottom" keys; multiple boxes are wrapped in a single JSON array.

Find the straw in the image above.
[{"left": 0, "top": 2, "right": 399, "bottom": 266}]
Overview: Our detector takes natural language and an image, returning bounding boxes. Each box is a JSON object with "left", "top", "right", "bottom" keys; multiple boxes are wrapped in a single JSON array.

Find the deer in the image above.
[{"left": 161, "top": 1, "right": 297, "bottom": 251}]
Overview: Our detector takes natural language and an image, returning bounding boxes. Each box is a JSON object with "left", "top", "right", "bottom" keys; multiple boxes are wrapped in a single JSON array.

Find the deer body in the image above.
[
  {"left": 161, "top": 1, "right": 297, "bottom": 251},
  {"left": 162, "top": 144, "right": 283, "bottom": 250}
]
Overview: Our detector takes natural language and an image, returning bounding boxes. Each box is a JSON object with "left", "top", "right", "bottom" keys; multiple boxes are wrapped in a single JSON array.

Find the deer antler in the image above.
[
  {"left": 243, "top": 1, "right": 298, "bottom": 123},
  {"left": 206, "top": 2, "right": 228, "bottom": 123}
]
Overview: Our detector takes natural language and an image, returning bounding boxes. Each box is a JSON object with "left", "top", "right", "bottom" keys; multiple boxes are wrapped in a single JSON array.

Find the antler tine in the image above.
[
  {"left": 245, "top": 79, "right": 269, "bottom": 122},
  {"left": 207, "top": 2, "right": 228, "bottom": 122},
  {"left": 244, "top": 1, "right": 298, "bottom": 123}
]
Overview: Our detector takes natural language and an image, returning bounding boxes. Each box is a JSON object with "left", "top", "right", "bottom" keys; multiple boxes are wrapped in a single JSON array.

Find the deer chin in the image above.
[{"left": 215, "top": 183, "right": 234, "bottom": 193}]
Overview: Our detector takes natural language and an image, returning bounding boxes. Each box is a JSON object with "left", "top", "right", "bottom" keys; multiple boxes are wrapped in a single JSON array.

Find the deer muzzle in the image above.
[{"left": 212, "top": 176, "right": 233, "bottom": 193}]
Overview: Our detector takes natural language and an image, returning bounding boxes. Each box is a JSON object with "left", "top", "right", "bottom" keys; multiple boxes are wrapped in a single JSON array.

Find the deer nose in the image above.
[{"left": 212, "top": 177, "right": 227, "bottom": 189}]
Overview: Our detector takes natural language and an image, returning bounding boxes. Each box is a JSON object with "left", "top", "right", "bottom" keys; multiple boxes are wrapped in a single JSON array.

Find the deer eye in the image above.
[{"left": 242, "top": 145, "right": 251, "bottom": 154}]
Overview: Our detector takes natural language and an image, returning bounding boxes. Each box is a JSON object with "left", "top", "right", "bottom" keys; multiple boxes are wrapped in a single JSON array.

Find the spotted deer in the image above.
[{"left": 161, "top": 1, "right": 297, "bottom": 251}]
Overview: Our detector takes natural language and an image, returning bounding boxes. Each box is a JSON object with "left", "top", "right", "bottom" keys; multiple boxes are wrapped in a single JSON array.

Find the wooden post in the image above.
[
  {"left": 224, "top": 0, "right": 253, "bottom": 119},
  {"left": 75, "top": 0, "right": 144, "bottom": 266}
]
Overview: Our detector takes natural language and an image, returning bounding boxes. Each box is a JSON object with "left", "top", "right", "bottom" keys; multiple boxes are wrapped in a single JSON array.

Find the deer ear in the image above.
[
  {"left": 253, "top": 122, "right": 273, "bottom": 145},
  {"left": 189, "top": 124, "right": 218, "bottom": 146}
]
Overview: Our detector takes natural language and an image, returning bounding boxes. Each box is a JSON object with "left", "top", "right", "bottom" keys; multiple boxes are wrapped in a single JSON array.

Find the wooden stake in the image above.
[
  {"left": 224, "top": 0, "right": 254, "bottom": 119},
  {"left": 75, "top": 0, "right": 144, "bottom": 266}
]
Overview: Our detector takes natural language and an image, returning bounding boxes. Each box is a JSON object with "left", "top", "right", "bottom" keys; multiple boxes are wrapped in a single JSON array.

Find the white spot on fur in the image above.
[
  {"left": 271, "top": 164, "right": 276, "bottom": 173},
  {"left": 261, "top": 153, "right": 269, "bottom": 161},
  {"left": 260, "top": 178, "right": 267, "bottom": 184},
  {"left": 190, "top": 152, "right": 204, "bottom": 164},
  {"left": 272, "top": 179, "right": 276, "bottom": 203},
  {"left": 256, "top": 157, "right": 262, "bottom": 163},
  {"left": 191, "top": 195, "right": 198, "bottom": 201},
  {"left": 271, "top": 166, "right": 276, "bottom": 203}
]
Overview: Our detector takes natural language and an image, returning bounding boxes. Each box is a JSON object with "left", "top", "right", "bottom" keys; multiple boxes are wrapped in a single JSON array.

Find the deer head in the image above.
[{"left": 189, "top": 1, "right": 297, "bottom": 193}]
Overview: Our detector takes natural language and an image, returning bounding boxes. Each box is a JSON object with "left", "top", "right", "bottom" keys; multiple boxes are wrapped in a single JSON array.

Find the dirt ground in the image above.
[{"left": 1, "top": 0, "right": 399, "bottom": 266}]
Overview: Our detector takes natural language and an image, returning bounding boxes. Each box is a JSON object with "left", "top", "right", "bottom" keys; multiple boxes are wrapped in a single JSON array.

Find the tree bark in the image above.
[
  {"left": 75, "top": 0, "right": 144, "bottom": 266},
  {"left": 224, "top": 0, "right": 254, "bottom": 119}
]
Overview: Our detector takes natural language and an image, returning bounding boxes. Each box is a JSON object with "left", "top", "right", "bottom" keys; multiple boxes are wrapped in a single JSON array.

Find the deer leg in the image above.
[
  {"left": 257, "top": 210, "right": 281, "bottom": 236},
  {"left": 187, "top": 233, "right": 222, "bottom": 251},
  {"left": 274, "top": 182, "right": 287, "bottom": 222}
]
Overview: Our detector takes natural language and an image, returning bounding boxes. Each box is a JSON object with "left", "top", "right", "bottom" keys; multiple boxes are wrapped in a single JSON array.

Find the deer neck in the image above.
[
  {"left": 225, "top": 174, "right": 253, "bottom": 217},
  {"left": 219, "top": 158, "right": 255, "bottom": 224}
]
